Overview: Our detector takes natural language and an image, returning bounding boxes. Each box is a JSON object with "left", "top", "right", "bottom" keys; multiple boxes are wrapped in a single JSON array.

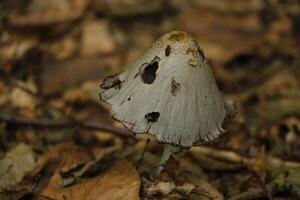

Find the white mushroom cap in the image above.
[{"left": 100, "top": 31, "right": 234, "bottom": 147}]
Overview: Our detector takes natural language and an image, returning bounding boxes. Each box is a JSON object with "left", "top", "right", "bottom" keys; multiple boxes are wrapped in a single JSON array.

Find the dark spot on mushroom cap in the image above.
[
  {"left": 128, "top": 97, "right": 131, "bottom": 101},
  {"left": 171, "top": 79, "right": 180, "bottom": 96},
  {"left": 140, "top": 60, "right": 159, "bottom": 84},
  {"left": 145, "top": 112, "right": 160, "bottom": 122},
  {"left": 100, "top": 74, "right": 122, "bottom": 90},
  {"left": 165, "top": 45, "right": 171, "bottom": 56}
]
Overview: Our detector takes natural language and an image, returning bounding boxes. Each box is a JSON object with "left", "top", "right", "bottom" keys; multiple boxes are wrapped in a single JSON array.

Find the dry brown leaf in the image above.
[
  {"left": 177, "top": 8, "right": 264, "bottom": 65},
  {"left": 0, "top": 154, "right": 60, "bottom": 200},
  {"left": 94, "top": 0, "right": 164, "bottom": 16},
  {"left": 177, "top": 182, "right": 195, "bottom": 194},
  {"left": 191, "top": 180, "right": 224, "bottom": 200},
  {"left": 8, "top": 0, "right": 89, "bottom": 26},
  {"left": 0, "top": 144, "right": 36, "bottom": 192},
  {"left": 9, "top": 79, "right": 38, "bottom": 114},
  {"left": 80, "top": 20, "right": 115, "bottom": 56},
  {"left": 0, "top": 81, "right": 9, "bottom": 106},
  {"left": 171, "top": 0, "right": 263, "bottom": 13},
  {"left": 41, "top": 159, "right": 141, "bottom": 200},
  {"left": 147, "top": 181, "right": 176, "bottom": 196},
  {"left": 93, "top": 131, "right": 115, "bottom": 143},
  {"left": 41, "top": 56, "right": 119, "bottom": 95},
  {"left": 62, "top": 80, "right": 100, "bottom": 104},
  {"left": 0, "top": 31, "right": 38, "bottom": 69},
  {"left": 242, "top": 70, "right": 300, "bottom": 135},
  {"left": 43, "top": 36, "right": 78, "bottom": 60},
  {"left": 44, "top": 142, "right": 92, "bottom": 180},
  {"left": 178, "top": 159, "right": 224, "bottom": 200},
  {"left": 146, "top": 181, "right": 196, "bottom": 197}
]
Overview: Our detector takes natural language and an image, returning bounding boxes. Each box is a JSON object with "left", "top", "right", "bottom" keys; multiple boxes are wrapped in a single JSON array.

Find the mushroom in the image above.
[{"left": 100, "top": 31, "right": 236, "bottom": 165}]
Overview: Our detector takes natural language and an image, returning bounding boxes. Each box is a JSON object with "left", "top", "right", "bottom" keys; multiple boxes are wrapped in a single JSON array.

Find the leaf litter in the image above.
[{"left": 0, "top": 0, "right": 300, "bottom": 199}]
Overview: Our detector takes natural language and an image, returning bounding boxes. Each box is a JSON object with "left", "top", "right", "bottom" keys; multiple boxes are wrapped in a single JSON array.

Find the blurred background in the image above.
[{"left": 0, "top": 0, "right": 300, "bottom": 200}]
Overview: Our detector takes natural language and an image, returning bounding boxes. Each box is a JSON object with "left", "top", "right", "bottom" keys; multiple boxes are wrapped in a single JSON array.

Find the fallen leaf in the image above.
[
  {"left": 0, "top": 155, "right": 60, "bottom": 200},
  {"left": 0, "top": 81, "right": 10, "bottom": 106},
  {"left": 60, "top": 146, "right": 120, "bottom": 187},
  {"left": 177, "top": 7, "right": 263, "bottom": 65},
  {"left": 177, "top": 182, "right": 195, "bottom": 195},
  {"left": 43, "top": 36, "right": 78, "bottom": 60},
  {"left": 243, "top": 70, "right": 300, "bottom": 135},
  {"left": 41, "top": 159, "right": 141, "bottom": 200},
  {"left": 9, "top": 79, "right": 38, "bottom": 114},
  {"left": 7, "top": 0, "right": 89, "bottom": 26},
  {"left": 41, "top": 142, "right": 92, "bottom": 189},
  {"left": 41, "top": 56, "right": 119, "bottom": 95},
  {"left": 62, "top": 80, "right": 100, "bottom": 104},
  {"left": 80, "top": 20, "right": 115, "bottom": 56},
  {"left": 0, "top": 31, "right": 38, "bottom": 70},
  {"left": 147, "top": 181, "right": 176, "bottom": 196},
  {"left": 94, "top": 0, "right": 164, "bottom": 16},
  {"left": 0, "top": 144, "right": 36, "bottom": 192},
  {"left": 189, "top": 180, "right": 224, "bottom": 200},
  {"left": 171, "top": 0, "right": 263, "bottom": 14},
  {"left": 3, "top": 142, "right": 91, "bottom": 200},
  {"left": 178, "top": 158, "right": 224, "bottom": 200}
]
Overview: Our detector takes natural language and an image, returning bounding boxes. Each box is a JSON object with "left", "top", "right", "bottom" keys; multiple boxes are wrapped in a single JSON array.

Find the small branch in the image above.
[
  {"left": 0, "top": 114, "right": 132, "bottom": 138},
  {"left": 191, "top": 146, "right": 300, "bottom": 168},
  {"left": 0, "top": 75, "right": 133, "bottom": 138}
]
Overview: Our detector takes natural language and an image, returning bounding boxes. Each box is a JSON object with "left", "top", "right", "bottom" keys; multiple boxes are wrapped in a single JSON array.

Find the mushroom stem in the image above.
[{"left": 159, "top": 144, "right": 182, "bottom": 165}]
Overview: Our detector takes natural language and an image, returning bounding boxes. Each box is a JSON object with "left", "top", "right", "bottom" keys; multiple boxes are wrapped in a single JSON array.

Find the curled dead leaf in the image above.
[{"left": 41, "top": 159, "right": 141, "bottom": 200}]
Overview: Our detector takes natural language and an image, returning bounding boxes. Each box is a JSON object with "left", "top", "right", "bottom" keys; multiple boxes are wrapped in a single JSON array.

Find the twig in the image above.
[
  {"left": 191, "top": 146, "right": 300, "bottom": 168},
  {"left": 0, "top": 73, "right": 133, "bottom": 138},
  {"left": 0, "top": 114, "right": 132, "bottom": 138},
  {"left": 228, "top": 182, "right": 278, "bottom": 200}
]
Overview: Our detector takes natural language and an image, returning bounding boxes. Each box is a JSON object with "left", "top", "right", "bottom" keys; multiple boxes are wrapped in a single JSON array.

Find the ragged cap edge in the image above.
[
  {"left": 100, "top": 95, "right": 226, "bottom": 148},
  {"left": 107, "top": 107, "right": 227, "bottom": 148},
  {"left": 100, "top": 79, "right": 227, "bottom": 148}
]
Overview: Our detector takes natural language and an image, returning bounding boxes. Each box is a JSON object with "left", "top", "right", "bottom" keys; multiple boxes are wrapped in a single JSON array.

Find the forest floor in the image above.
[{"left": 0, "top": 0, "right": 300, "bottom": 200}]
